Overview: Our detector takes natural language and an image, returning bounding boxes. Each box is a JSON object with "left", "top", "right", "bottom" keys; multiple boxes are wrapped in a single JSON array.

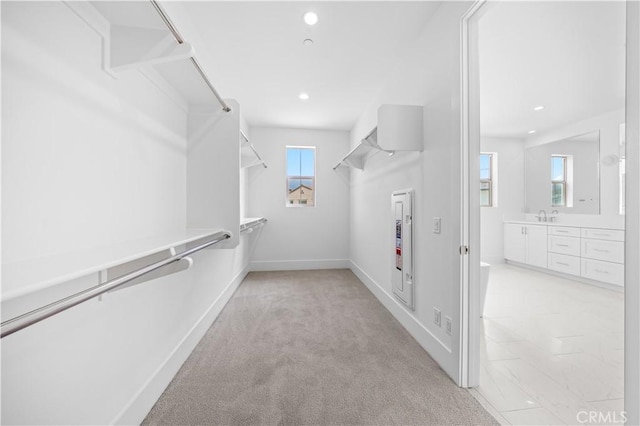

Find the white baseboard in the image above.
[
  {"left": 250, "top": 259, "right": 349, "bottom": 271},
  {"left": 112, "top": 263, "right": 251, "bottom": 425},
  {"left": 480, "top": 256, "right": 505, "bottom": 266},
  {"left": 349, "top": 260, "right": 457, "bottom": 382}
]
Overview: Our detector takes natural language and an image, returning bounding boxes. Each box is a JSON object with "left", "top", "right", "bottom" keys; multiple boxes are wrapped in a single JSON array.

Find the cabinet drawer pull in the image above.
[
  {"left": 557, "top": 262, "right": 569, "bottom": 266},
  {"left": 594, "top": 269, "right": 610, "bottom": 274},
  {"left": 593, "top": 248, "right": 610, "bottom": 253},
  {"left": 592, "top": 233, "right": 609, "bottom": 237},
  {"left": 557, "top": 230, "right": 569, "bottom": 233},
  {"left": 556, "top": 244, "right": 569, "bottom": 247}
]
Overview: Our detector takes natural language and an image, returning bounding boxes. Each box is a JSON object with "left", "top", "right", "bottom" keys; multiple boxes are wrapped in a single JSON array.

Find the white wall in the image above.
[
  {"left": 247, "top": 127, "right": 350, "bottom": 271},
  {"left": 348, "top": 1, "right": 474, "bottom": 383},
  {"left": 480, "top": 137, "right": 525, "bottom": 264},
  {"left": 1, "top": 2, "right": 255, "bottom": 424}
]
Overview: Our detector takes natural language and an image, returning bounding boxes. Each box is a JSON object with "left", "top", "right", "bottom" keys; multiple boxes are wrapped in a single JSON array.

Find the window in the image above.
[
  {"left": 286, "top": 146, "right": 315, "bottom": 207},
  {"left": 480, "top": 153, "right": 495, "bottom": 207},
  {"left": 551, "top": 155, "right": 567, "bottom": 206}
]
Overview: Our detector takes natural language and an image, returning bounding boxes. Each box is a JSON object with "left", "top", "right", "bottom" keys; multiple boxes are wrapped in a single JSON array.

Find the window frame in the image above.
[
  {"left": 551, "top": 155, "right": 568, "bottom": 207},
  {"left": 480, "top": 152, "right": 496, "bottom": 207},
  {"left": 285, "top": 145, "right": 316, "bottom": 208}
]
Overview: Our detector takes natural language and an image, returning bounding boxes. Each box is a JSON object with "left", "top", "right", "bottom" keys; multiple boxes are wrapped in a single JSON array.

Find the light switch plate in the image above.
[{"left": 433, "top": 217, "right": 441, "bottom": 234}]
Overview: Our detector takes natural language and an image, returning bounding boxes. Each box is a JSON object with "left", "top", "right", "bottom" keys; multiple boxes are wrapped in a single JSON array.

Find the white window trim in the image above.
[{"left": 480, "top": 152, "right": 498, "bottom": 207}]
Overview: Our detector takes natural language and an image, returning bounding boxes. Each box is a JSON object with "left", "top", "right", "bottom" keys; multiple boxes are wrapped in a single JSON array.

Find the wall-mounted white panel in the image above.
[
  {"left": 377, "top": 105, "right": 423, "bottom": 151},
  {"left": 392, "top": 189, "right": 414, "bottom": 309},
  {"left": 187, "top": 100, "right": 240, "bottom": 248}
]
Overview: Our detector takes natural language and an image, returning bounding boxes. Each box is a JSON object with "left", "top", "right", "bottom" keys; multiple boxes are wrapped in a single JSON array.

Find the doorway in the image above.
[{"left": 461, "top": 1, "right": 635, "bottom": 424}]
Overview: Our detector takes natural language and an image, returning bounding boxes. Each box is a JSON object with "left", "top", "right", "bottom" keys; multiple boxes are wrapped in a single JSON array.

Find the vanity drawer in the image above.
[
  {"left": 548, "top": 235, "right": 581, "bottom": 256},
  {"left": 581, "top": 228, "right": 624, "bottom": 242},
  {"left": 548, "top": 253, "right": 581, "bottom": 276},
  {"left": 581, "top": 258, "right": 624, "bottom": 286},
  {"left": 581, "top": 238, "right": 624, "bottom": 263},
  {"left": 548, "top": 226, "right": 581, "bottom": 238}
]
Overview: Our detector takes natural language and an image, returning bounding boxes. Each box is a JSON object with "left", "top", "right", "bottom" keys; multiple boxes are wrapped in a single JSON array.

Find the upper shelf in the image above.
[
  {"left": 334, "top": 104, "right": 423, "bottom": 171},
  {"left": 333, "top": 128, "right": 390, "bottom": 170},
  {"left": 81, "top": 1, "right": 229, "bottom": 111},
  {"left": 240, "top": 217, "right": 267, "bottom": 233},
  {"left": 240, "top": 130, "right": 267, "bottom": 169}
]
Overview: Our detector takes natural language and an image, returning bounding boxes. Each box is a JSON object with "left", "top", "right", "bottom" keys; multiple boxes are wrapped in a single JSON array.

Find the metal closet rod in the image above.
[
  {"left": 149, "top": 0, "right": 231, "bottom": 113},
  {"left": 0, "top": 231, "right": 231, "bottom": 339},
  {"left": 240, "top": 217, "right": 267, "bottom": 233},
  {"left": 240, "top": 130, "right": 268, "bottom": 169}
]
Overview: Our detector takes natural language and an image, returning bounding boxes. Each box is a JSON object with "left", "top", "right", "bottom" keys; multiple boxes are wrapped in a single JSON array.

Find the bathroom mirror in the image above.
[{"left": 524, "top": 131, "right": 600, "bottom": 214}]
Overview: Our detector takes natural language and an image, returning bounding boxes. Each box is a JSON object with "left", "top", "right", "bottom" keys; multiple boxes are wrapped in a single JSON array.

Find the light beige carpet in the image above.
[{"left": 143, "top": 269, "right": 497, "bottom": 425}]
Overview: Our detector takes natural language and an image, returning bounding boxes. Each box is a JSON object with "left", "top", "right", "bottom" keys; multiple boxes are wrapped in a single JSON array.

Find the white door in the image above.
[
  {"left": 525, "top": 225, "right": 548, "bottom": 268},
  {"left": 504, "top": 223, "right": 525, "bottom": 263}
]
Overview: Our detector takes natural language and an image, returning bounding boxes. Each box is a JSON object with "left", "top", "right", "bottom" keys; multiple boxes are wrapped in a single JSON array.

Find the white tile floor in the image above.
[{"left": 475, "top": 264, "right": 624, "bottom": 426}]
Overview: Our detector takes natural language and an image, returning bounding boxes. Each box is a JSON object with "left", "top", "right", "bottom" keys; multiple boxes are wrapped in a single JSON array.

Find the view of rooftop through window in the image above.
[{"left": 286, "top": 146, "right": 315, "bottom": 206}]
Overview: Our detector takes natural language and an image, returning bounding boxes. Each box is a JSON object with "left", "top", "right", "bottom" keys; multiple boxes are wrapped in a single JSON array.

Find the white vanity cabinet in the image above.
[
  {"left": 547, "top": 226, "right": 581, "bottom": 275},
  {"left": 504, "top": 223, "right": 547, "bottom": 268},
  {"left": 505, "top": 222, "right": 624, "bottom": 287},
  {"left": 580, "top": 228, "right": 624, "bottom": 286}
]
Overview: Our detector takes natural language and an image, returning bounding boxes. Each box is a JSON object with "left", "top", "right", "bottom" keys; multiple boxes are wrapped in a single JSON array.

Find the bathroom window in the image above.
[
  {"left": 286, "top": 146, "right": 315, "bottom": 207},
  {"left": 480, "top": 153, "right": 496, "bottom": 207},
  {"left": 551, "top": 155, "right": 567, "bottom": 206}
]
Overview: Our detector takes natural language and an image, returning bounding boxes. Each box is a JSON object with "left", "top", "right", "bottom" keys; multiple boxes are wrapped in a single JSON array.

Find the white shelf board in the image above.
[
  {"left": 88, "top": 1, "right": 223, "bottom": 109},
  {"left": 2, "top": 229, "right": 225, "bottom": 302},
  {"left": 334, "top": 138, "right": 383, "bottom": 170},
  {"left": 240, "top": 217, "right": 267, "bottom": 231},
  {"left": 240, "top": 132, "right": 266, "bottom": 169}
]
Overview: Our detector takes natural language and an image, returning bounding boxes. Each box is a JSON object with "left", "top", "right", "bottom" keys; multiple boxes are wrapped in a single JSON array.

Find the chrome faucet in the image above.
[
  {"left": 536, "top": 210, "right": 547, "bottom": 222},
  {"left": 550, "top": 209, "right": 559, "bottom": 222}
]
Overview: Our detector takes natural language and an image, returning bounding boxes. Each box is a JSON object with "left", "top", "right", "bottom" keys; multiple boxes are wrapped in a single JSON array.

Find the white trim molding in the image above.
[
  {"left": 112, "top": 264, "right": 250, "bottom": 425},
  {"left": 251, "top": 259, "right": 349, "bottom": 272}
]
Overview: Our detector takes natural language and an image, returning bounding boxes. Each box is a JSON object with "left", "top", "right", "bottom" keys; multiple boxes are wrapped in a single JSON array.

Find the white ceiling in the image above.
[
  {"left": 180, "top": 1, "right": 439, "bottom": 130},
  {"left": 479, "top": 1, "right": 626, "bottom": 138}
]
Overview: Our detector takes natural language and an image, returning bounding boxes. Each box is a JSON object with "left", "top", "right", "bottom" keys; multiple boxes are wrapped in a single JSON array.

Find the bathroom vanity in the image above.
[{"left": 504, "top": 221, "right": 624, "bottom": 287}]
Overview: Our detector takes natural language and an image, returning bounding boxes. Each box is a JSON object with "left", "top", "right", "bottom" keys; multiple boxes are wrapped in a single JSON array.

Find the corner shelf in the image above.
[
  {"left": 240, "top": 217, "right": 267, "bottom": 233},
  {"left": 333, "top": 104, "right": 423, "bottom": 171},
  {"left": 333, "top": 128, "right": 391, "bottom": 170},
  {"left": 240, "top": 130, "right": 267, "bottom": 169}
]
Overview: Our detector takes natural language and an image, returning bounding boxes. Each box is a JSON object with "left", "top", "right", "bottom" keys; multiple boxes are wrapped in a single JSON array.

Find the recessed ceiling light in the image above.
[
  {"left": 533, "top": 106, "right": 545, "bottom": 111},
  {"left": 528, "top": 130, "right": 536, "bottom": 134},
  {"left": 299, "top": 93, "right": 309, "bottom": 100},
  {"left": 303, "top": 12, "right": 318, "bottom": 26},
  {"left": 303, "top": 38, "right": 314, "bottom": 46}
]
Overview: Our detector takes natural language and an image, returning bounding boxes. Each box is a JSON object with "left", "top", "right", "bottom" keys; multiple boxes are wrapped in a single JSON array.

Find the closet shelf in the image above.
[
  {"left": 334, "top": 104, "right": 424, "bottom": 171},
  {"left": 1, "top": 229, "right": 227, "bottom": 303},
  {"left": 84, "top": 0, "right": 229, "bottom": 110},
  {"left": 333, "top": 127, "right": 392, "bottom": 170},
  {"left": 240, "top": 217, "right": 267, "bottom": 233},
  {"left": 240, "top": 130, "right": 267, "bottom": 169}
]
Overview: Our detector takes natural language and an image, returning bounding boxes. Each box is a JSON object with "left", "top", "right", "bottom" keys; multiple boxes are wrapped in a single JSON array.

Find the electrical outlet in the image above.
[
  {"left": 434, "top": 308, "right": 441, "bottom": 327},
  {"left": 433, "top": 217, "right": 441, "bottom": 234},
  {"left": 445, "top": 316, "right": 452, "bottom": 335}
]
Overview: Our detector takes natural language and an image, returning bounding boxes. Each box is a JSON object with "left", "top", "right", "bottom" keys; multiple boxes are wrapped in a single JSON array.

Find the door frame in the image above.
[
  {"left": 459, "top": 0, "right": 485, "bottom": 389},
  {"left": 459, "top": 3, "right": 640, "bottom": 421}
]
